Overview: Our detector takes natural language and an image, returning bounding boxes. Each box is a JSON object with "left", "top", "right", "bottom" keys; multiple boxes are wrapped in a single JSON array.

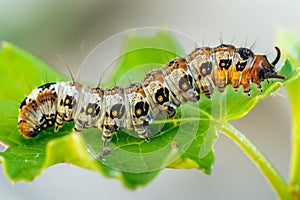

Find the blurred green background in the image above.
[{"left": 0, "top": 0, "right": 298, "bottom": 199}]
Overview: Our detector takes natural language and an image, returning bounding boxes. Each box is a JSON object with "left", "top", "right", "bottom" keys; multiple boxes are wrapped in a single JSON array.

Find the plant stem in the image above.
[
  {"left": 286, "top": 73, "right": 300, "bottom": 199},
  {"left": 221, "top": 122, "right": 292, "bottom": 199}
]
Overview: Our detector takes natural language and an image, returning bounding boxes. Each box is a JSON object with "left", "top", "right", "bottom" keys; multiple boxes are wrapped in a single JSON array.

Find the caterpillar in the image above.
[{"left": 18, "top": 44, "right": 285, "bottom": 149}]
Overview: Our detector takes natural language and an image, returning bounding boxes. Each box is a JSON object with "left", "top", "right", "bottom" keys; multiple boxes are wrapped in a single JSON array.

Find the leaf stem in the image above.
[{"left": 221, "top": 122, "right": 292, "bottom": 199}]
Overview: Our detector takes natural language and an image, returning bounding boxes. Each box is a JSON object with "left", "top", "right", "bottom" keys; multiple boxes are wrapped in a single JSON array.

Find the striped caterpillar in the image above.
[{"left": 18, "top": 44, "right": 285, "bottom": 149}]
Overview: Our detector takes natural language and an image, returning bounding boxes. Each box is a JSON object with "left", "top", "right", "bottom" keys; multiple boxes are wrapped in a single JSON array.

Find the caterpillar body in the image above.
[{"left": 18, "top": 44, "right": 285, "bottom": 147}]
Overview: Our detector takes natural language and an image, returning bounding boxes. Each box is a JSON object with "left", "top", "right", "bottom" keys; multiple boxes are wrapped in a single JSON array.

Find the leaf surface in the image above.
[{"left": 0, "top": 30, "right": 292, "bottom": 188}]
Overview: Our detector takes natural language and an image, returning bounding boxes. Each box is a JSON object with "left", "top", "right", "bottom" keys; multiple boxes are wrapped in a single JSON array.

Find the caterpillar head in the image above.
[{"left": 256, "top": 47, "right": 285, "bottom": 81}]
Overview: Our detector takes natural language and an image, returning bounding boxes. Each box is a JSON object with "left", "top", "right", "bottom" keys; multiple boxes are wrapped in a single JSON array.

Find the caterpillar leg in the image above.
[
  {"left": 102, "top": 134, "right": 112, "bottom": 146},
  {"left": 95, "top": 147, "right": 112, "bottom": 159},
  {"left": 134, "top": 125, "right": 150, "bottom": 142},
  {"left": 97, "top": 125, "right": 149, "bottom": 159},
  {"left": 54, "top": 113, "right": 64, "bottom": 132},
  {"left": 254, "top": 81, "right": 263, "bottom": 92},
  {"left": 102, "top": 124, "right": 118, "bottom": 146},
  {"left": 166, "top": 105, "right": 176, "bottom": 118}
]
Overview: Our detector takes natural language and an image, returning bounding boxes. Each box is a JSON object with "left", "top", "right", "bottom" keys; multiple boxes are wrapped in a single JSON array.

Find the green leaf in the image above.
[{"left": 0, "top": 29, "right": 292, "bottom": 189}]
